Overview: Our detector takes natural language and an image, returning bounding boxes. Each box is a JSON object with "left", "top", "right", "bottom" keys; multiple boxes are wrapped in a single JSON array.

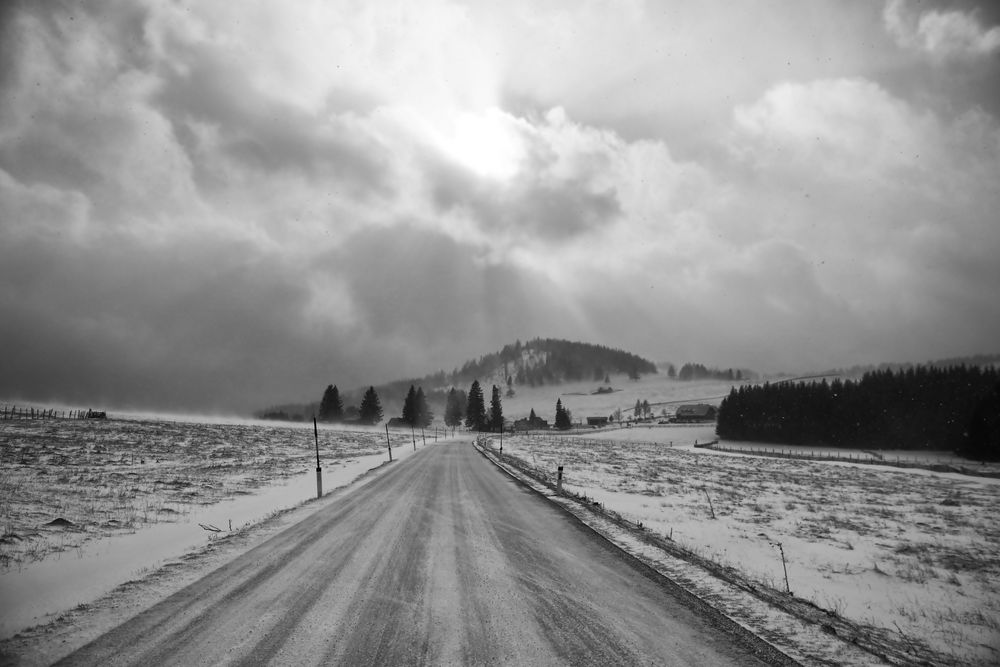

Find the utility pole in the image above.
[{"left": 313, "top": 417, "right": 322, "bottom": 498}]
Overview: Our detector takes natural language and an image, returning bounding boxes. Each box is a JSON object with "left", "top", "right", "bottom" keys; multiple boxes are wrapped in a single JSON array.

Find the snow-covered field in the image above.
[
  {"left": 0, "top": 413, "right": 417, "bottom": 638},
  {"left": 498, "top": 427, "right": 1000, "bottom": 666},
  {"left": 494, "top": 375, "right": 737, "bottom": 424},
  {"left": 5, "top": 399, "right": 998, "bottom": 664}
]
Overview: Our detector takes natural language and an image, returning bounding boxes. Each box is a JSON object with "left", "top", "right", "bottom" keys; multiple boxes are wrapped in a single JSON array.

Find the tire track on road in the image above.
[{"left": 57, "top": 442, "right": 785, "bottom": 666}]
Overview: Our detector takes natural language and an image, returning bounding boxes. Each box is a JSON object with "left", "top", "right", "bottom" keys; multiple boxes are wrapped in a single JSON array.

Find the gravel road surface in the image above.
[{"left": 57, "top": 441, "right": 783, "bottom": 666}]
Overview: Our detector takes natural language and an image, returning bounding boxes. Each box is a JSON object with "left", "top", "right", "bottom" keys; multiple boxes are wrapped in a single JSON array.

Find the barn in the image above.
[{"left": 674, "top": 404, "right": 717, "bottom": 423}]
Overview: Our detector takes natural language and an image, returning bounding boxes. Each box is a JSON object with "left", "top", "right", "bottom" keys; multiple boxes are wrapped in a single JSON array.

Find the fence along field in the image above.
[
  {"left": 493, "top": 431, "right": 1000, "bottom": 666},
  {"left": 1, "top": 405, "right": 100, "bottom": 420},
  {"left": 0, "top": 409, "right": 408, "bottom": 570}
]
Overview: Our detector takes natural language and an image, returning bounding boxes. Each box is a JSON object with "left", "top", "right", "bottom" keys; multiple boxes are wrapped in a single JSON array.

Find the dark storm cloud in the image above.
[
  {"left": 0, "top": 232, "right": 327, "bottom": 412},
  {"left": 431, "top": 169, "right": 620, "bottom": 241},
  {"left": 326, "top": 224, "right": 586, "bottom": 376},
  {"left": 153, "top": 44, "right": 391, "bottom": 195}
]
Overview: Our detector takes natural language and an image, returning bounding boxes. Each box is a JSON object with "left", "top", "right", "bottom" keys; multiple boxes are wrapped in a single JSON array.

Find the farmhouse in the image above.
[
  {"left": 674, "top": 404, "right": 717, "bottom": 423},
  {"left": 514, "top": 415, "right": 549, "bottom": 431},
  {"left": 586, "top": 416, "right": 610, "bottom": 427}
]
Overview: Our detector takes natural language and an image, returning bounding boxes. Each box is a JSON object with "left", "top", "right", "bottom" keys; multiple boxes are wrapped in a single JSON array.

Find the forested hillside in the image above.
[
  {"left": 450, "top": 338, "right": 657, "bottom": 388},
  {"left": 257, "top": 339, "right": 657, "bottom": 421},
  {"left": 716, "top": 365, "right": 1000, "bottom": 460}
]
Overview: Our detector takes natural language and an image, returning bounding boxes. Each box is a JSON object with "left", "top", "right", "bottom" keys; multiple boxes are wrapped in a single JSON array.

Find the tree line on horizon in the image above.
[
  {"left": 256, "top": 338, "right": 661, "bottom": 422},
  {"left": 675, "top": 363, "right": 748, "bottom": 382},
  {"left": 716, "top": 365, "right": 1000, "bottom": 460},
  {"left": 294, "top": 378, "right": 580, "bottom": 434},
  {"left": 257, "top": 339, "right": 764, "bottom": 422},
  {"left": 312, "top": 384, "right": 384, "bottom": 425}
]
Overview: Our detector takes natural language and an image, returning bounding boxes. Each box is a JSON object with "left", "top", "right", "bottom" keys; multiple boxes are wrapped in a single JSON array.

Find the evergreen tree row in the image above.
[
  {"left": 460, "top": 380, "right": 505, "bottom": 432},
  {"left": 401, "top": 385, "right": 433, "bottom": 428},
  {"left": 315, "top": 383, "right": 382, "bottom": 425},
  {"left": 270, "top": 339, "right": 659, "bottom": 421},
  {"left": 677, "top": 363, "right": 745, "bottom": 382},
  {"left": 314, "top": 376, "right": 601, "bottom": 434},
  {"left": 716, "top": 365, "right": 1000, "bottom": 460}
]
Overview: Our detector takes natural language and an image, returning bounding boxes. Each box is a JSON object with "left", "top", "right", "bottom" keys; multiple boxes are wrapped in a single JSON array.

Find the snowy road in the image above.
[{"left": 56, "top": 441, "right": 783, "bottom": 666}]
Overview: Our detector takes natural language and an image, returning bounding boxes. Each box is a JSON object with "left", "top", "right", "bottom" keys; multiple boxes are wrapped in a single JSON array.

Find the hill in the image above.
[
  {"left": 257, "top": 338, "right": 658, "bottom": 421},
  {"left": 449, "top": 338, "right": 657, "bottom": 388}
]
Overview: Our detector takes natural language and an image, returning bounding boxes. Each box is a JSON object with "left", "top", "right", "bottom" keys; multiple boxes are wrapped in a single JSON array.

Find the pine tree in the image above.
[
  {"left": 555, "top": 398, "right": 572, "bottom": 430},
  {"left": 489, "top": 385, "right": 503, "bottom": 432},
  {"left": 444, "top": 387, "right": 465, "bottom": 428},
  {"left": 319, "top": 385, "right": 333, "bottom": 421},
  {"left": 965, "top": 383, "right": 1000, "bottom": 461},
  {"left": 359, "top": 386, "right": 383, "bottom": 425},
  {"left": 634, "top": 399, "right": 642, "bottom": 419},
  {"left": 415, "top": 387, "right": 432, "bottom": 427},
  {"left": 465, "top": 380, "right": 487, "bottom": 431},
  {"left": 402, "top": 385, "right": 418, "bottom": 426},
  {"left": 715, "top": 365, "right": 1000, "bottom": 456},
  {"left": 318, "top": 385, "right": 343, "bottom": 422}
]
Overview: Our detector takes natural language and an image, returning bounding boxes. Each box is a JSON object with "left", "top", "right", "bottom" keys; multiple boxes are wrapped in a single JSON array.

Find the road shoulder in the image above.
[
  {"left": 0, "top": 455, "right": 411, "bottom": 667},
  {"left": 474, "top": 440, "right": 891, "bottom": 667}
]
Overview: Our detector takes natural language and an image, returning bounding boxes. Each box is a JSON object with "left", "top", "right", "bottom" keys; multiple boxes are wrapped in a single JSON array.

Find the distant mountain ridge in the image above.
[{"left": 256, "top": 338, "right": 658, "bottom": 420}]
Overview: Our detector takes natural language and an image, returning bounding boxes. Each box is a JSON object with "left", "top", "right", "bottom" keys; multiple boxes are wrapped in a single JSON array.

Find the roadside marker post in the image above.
[
  {"left": 385, "top": 424, "right": 393, "bottom": 461},
  {"left": 313, "top": 417, "right": 323, "bottom": 498},
  {"left": 557, "top": 465, "right": 563, "bottom": 494}
]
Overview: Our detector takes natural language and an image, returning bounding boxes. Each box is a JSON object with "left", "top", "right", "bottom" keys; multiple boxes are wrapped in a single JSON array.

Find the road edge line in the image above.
[{"left": 472, "top": 440, "right": 902, "bottom": 667}]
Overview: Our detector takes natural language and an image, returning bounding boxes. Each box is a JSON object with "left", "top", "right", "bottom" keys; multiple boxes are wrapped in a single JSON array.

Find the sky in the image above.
[{"left": 1, "top": 0, "right": 999, "bottom": 414}]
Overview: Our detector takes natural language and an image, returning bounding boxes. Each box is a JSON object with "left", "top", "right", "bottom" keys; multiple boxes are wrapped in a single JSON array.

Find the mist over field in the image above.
[{"left": 2, "top": 1, "right": 999, "bottom": 413}]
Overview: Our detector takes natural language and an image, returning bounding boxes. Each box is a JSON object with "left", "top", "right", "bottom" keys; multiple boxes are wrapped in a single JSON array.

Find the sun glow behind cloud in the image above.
[{"left": 439, "top": 108, "right": 526, "bottom": 180}]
